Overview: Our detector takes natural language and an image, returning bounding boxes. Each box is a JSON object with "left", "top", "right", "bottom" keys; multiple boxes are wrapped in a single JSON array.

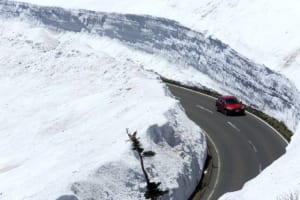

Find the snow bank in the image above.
[
  {"left": 2, "top": 0, "right": 299, "bottom": 132},
  {"left": 0, "top": 19, "right": 206, "bottom": 199},
  {"left": 15, "top": 0, "right": 300, "bottom": 90}
]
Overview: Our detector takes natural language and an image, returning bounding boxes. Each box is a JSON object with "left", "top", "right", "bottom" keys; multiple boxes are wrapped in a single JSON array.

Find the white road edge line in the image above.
[
  {"left": 166, "top": 83, "right": 289, "bottom": 145},
  {"left": 196, "top": 105, "right": 213, "bottom": 114},
  {"left": 202, "top": 129, "right": 221, "bottom": 200},
  {"left": 246, "top": 112, "right": 289, "bottom": 145},
  {"left": 166, "top": 82, "right": 217, "bottom": 100},
  {"left": 227, "top": 121, "right": 241, "bottom": 132},
  {"left": 248, "top": 140, "right": 258, "bottom": 153},
  {"left": 166, "top": 83, "right": 221, "bottom": 200}
]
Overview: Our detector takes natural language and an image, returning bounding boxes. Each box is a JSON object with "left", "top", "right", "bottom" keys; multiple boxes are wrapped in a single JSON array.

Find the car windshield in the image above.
[{"left": 225, "top": 98, "right": 239, "bottom": 104}]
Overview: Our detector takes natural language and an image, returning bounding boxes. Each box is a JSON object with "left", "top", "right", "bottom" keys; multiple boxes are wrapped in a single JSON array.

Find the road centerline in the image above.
[
  {"left": 196, "top": 105, "right": 213, "bottom": 114},
  {"left": 227, "top": 121, "right": 241, "bottom": 132},
  {"left": 248, "top": 140, "right": 258, "bottom": 153},
  {"left": 259, "top": 163, "right": 262, "bottom": 173}
]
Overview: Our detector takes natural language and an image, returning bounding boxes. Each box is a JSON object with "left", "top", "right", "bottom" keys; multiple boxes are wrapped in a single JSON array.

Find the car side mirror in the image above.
[{"left": 240, "top": 101, "right": 242, "bottom": 104}]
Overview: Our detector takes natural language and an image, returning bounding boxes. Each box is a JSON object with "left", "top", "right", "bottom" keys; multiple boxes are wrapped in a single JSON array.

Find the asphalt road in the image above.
[{"left": 167, "top": 84, "right": 288, "bottom": 200}]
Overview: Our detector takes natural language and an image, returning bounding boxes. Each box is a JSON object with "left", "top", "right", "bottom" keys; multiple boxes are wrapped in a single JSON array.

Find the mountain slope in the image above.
[
  {"left": 1, "top": 0, "right": 299, "bottom": 132},
  {"left": 0, "top": 15, "right": 207, "bottom": 200},
  {"left": 16, "top": 0, "right": 300, "bottom": 90}
]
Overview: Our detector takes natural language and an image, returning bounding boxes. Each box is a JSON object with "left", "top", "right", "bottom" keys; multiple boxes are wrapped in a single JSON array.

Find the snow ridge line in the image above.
[{"left": 1, "top": 0, "right": 299, "bottom": 131}]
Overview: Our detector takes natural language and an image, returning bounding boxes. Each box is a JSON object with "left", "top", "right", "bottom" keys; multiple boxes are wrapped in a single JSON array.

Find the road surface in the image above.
[{"left": 167, "top": 84, "right": 287, "bottom": 200}]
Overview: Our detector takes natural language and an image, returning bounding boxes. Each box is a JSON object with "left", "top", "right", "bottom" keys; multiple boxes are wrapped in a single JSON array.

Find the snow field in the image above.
[
  {"left": 15, "top": 0, "right": 300, "bottom": 89},
  {"left": 0, "top": 19, "right": 206, "bottom": 199},
  {"left": 2, "top": 0, "right": 300, "bottom": 199}
]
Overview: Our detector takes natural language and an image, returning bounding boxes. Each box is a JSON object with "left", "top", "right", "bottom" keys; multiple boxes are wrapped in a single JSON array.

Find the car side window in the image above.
[{"left": 217, "top": 98, "right": 222, "bottom": 103}]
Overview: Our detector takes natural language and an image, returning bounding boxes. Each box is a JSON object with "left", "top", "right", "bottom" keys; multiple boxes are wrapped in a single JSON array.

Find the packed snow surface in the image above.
[{"left": 0, "top": 18, "right": 207, "bottom": 200}]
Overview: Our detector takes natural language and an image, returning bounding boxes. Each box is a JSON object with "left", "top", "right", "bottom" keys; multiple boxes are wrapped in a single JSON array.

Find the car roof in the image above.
[{"left": 220, "top": 96, "right": 237, "bottom": 99}]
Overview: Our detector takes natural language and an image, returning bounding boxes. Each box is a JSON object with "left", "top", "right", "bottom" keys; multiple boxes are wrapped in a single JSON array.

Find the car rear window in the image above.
[{"left": 225, "top": 98, "right": 239, "bottom": 104}]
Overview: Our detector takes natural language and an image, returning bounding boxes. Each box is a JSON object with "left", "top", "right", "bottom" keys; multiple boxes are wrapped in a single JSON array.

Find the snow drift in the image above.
[
  {"left": 0, "top": 12, "right": 207, "bottom": 200},
  {"left": 14, "top": 0, "right": 300, "bottom": 90},
  {"left": 1, "top": 0, "right": 300, "bottom": 132}
]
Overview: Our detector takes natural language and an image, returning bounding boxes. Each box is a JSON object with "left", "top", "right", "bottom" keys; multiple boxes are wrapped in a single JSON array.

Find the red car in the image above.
[{"left": 216, "top": 96, "right": 245, "bottom": 115}]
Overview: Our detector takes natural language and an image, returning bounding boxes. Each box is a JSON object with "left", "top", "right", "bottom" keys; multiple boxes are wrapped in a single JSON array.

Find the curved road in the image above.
[{"left": 167, "top": 84, "right": 287, "bottom": 200}]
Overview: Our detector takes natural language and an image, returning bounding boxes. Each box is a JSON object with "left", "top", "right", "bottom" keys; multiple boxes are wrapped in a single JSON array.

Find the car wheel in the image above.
[{"left": 224, "top": 109, "right": 228, "bottom": 115}]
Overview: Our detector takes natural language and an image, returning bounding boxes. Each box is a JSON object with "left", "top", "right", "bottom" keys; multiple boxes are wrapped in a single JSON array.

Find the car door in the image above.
[
  {"left": 216, "top": 97, "right": 223, "bottom": 111},
  {"left": 220, "top": 98, "right": 225, "bottom": 112}
]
